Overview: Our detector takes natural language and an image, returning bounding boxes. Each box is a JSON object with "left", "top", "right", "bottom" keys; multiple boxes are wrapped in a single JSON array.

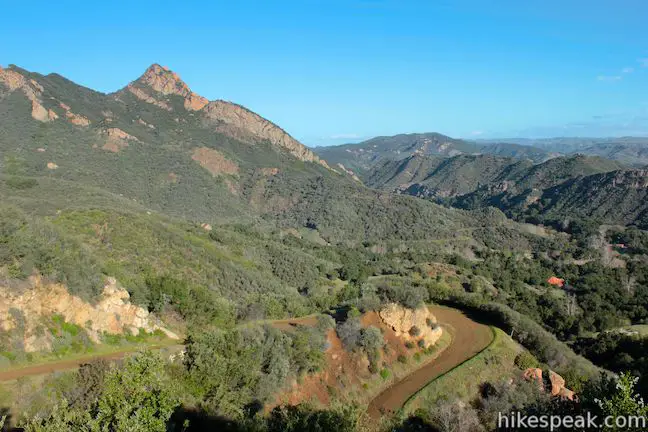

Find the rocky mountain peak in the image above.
[{"left": 132, "top": 63, "right": 208, "bottom": 111}]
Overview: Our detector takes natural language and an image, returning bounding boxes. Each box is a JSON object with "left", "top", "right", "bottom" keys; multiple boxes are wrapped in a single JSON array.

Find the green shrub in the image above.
[
  {"left": 380, "top": 368, "right": 391, "bottom": 380},
  {"left": 359, "top": 326, "right": 384, "bottom": 352},
  {"left": 514, "top": 351, "right": 539, "bottom": 370},
  {"left": 5, "top": 176, "right": 38, "bottom": 190}
]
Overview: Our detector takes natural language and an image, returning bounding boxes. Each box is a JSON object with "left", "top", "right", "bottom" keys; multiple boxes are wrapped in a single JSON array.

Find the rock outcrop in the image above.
[
  {"left": 126, "top": 84, "right": 172, "bottom": 111},
  {"left": 202, "top": 100, "right": 330, "bottom": 168},
  {"left": 0, "top": 66, "right": 57, "bottom": 123},
  {"left": 114, "top": 64, "right": 331, "bottom": 169},
  {"left": 522, "top": 368, "right": 576, "bottom": 401},
  {"left": 134, "top": 64, "right": 208, "bottom": 111},
  {"left": 0, "top": 275, "right": 177, "bottom": 352},
  {"left": 101, "top": 128, "right": 139, "bottom": 153},
  {"left": 379, "top": 303, "right": 442, "bottom": 348},
  {"left": 191, "top": 147, "right": 239, "bottom": 176},
  {"left": 336, "top": 163, "right": 361, "bottom": 182}
]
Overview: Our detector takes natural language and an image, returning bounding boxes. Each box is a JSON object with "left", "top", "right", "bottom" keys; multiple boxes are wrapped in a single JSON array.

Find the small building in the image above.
[{"left": 547, "top": 276, "right": 565, "bottom": 287}]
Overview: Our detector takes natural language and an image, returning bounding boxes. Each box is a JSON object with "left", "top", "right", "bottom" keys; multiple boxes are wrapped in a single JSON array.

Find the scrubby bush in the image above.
[
  {"left": 267, "top": 404, "right": 360, "bottom": 432},
  {"left": 376, "top": 280, "right": 428, "bottom": 309},
  {"left": 315, "top": 314, "right": 336, "bottom": 333},
  {"left": 409, "top": 326, "right": 421, "bottom": 337},
  {"left": 184, "top": 324, "right": 326, "bottom": 418},
  {"left": 359, "top": 326, "right": 384, "bottom": 352},
  {"left": 21, "top": 352, "right": 178, "bottom": 432},
  {"left": 336, "top": 318, "right": 363, "bottom": 351},
  {"left": 514, "top": 351, "right": 539, "bottom": 370}
]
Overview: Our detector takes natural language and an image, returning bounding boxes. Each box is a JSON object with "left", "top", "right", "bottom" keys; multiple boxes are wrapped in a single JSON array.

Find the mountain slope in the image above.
[
  {"left": 0, "top": 63, "right": 335, "bottom": 225},
  {"left": 314, "top": 133, "right": 482, "bottom": 174},
  {"left": 364, "top": 150, "right": 646, "bottom": 227},
  {"left": 0, "top": 63, "right": 542, "bottom": 248},
  {"left": 479, "top": 142, "right": 556, "bottom": 163},
  {"left": 364, "top": 154, "right": 532, "bottom": 198},
  {"left": 450, "top": 157, "right": 647, "bottom": 226},
  {"left": 529, "top": 169, "right": 648, "bottom": 228},
  {"left": 366, "top": 153, "right": 622, "bottom": 199}
]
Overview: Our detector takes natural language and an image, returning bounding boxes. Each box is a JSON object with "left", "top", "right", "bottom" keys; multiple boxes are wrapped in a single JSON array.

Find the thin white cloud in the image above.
[
  {"left": 597, "top": 75, "right": 622, "bottom": 82},
  {"left": 622, "top": 67, "right": 634, "bottom": 74},
  {"left": 638, "top": 58, "right": 648, "bottom": 67},
  {"left": 330, "top": 133, "right": 362, "bottom": 139},
  {"left": 471, "top": 130, "right": 484, "bottom": 136}
]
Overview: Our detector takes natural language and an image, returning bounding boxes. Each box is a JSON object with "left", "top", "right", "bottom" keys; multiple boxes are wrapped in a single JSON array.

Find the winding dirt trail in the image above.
[
  {"left": 367, "top": 305, "right": 492, "bottom": 418},
  {"left": 0, "top": 344, "right": 183, "bottom": 382}
]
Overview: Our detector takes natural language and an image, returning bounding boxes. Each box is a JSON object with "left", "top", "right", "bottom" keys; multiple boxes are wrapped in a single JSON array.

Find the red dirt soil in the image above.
[
  {"left": 268, "top": 311, "right": 419, "bottom": 410},
  {"left": 366, "top": 305, "right": 492, "bottom": 418}
]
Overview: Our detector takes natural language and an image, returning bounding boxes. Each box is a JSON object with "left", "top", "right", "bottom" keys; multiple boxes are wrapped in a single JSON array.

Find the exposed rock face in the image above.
[
  {"left": 135, "top": 64, "right": 208, "bottom": 111},
  {"left": 549, "top": 370, "right": 567, "bottom": 397},
  {"left": 379, "top": 303, "right": 442, "bottom": 348},
  {"left": 522, "top": 368, "right": 576, "bottom": 401},
  {"left": 0, "top": 66, "right": 31, "bottom": 93},
  {"left": 336, "top": 163, "right": 361, "bottom": 182},
  {"left": 191, "top": 147, "right": 239, "bottom": 176},
  {"left": 114, "top": 64, "right": 330, "bottom": 169},
  {"left": 51, "top": 102, "right": 92, "bottom": 126},
  {"left": 202, "top": 100, "right": 330, "bottom": 168},
  {"left": 0, "top": 66, "right": 56, "bottom": 123},
  {"left": 127, "top": 85, "right": 172, "bottom": 111},
  {"left": 101, "top": 128, "right": 139, "bottom": 153},
  {"left": 523, "top": 367, "right": 544, "bottom": 391},
  {"left": 137, "top": 118, "right": 155, "bottom": 129},
  {"left": 0, "top": 276, "right": 177, "bottom": 352}
]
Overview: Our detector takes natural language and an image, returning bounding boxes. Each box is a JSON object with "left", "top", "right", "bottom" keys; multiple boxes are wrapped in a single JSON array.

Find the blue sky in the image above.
[{"left": 2, "top": 0, "right": 648, "bottom": 145}]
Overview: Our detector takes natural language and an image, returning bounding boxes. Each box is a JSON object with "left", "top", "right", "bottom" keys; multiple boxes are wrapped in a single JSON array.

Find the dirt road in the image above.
[
  {"left": 0, "top": 344, "right": 184, "bottom": 382},
  {"left": 367, "top": 305, "right": 493, "bottom": 418}
]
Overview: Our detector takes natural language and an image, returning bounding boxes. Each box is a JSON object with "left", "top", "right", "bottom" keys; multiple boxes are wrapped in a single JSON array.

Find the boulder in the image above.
[{"left": 549, "top": 370, "right": 566, "bottom": 396}]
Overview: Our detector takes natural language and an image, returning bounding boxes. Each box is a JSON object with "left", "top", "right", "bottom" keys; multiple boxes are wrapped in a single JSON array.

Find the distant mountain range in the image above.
[
  {"left": 315, "top": 134, "right": 648, "bottom": 177},
  {"left": 314, "top": 134, "right": 562, "bottom": 176},
  {"left": 476, "top": 137, "right": 648, "bottom": 167},
  {"left": 313, "top": 133, "right": 482, "bottom": 175}
]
